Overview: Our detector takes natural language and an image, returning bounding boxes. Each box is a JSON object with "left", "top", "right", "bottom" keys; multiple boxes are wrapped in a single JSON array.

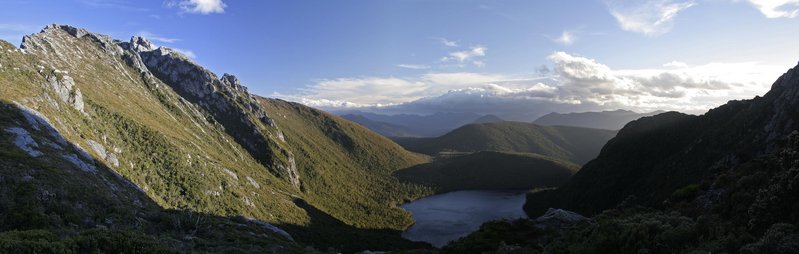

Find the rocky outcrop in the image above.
[
  {"left": 127, "top": 36, "right": 298, "bottom": 186},
  {"left": 22, "top": 24, "right": 124, "bottom": 57},
  {"left": 43, "top": 70, "right": 85, "bottom": 114},
  {"left": 5, "top": 127, "right": 43, "bottom": 157},
  {"left": 534, "top": 208, "right": 587, "bottom": 231}
]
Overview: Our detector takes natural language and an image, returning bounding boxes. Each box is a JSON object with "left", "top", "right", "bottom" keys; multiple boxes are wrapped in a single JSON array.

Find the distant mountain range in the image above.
[
  {"left": 343, "top": 108, "right": 657, "bottom": 139},
  {"left": 533, "top": 109, "right": 665, "bottom": 130},
  {"left": 340, "top": 114, "right": 420, "bottom": 138},
  {"left": 340, "top": 111, "right": 487, "bottom": 137}
]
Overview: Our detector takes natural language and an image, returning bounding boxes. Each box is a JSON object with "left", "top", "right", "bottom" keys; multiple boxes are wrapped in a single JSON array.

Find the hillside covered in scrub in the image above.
[{"left": 0, "top": 24, "right": 434, "bottom": 252}]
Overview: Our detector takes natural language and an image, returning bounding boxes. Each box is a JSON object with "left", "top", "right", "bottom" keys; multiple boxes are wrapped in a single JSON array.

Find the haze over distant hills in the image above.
[
  {"left": 344, "top": 108, "right": 657, "bottom": 139},
  {"left": 471, "top": 114, "right": 504, "bottom": 124},
  {"left": 339, "top": 111, "right": 484, "bottom": 137},
  {"left": 340, "top": 114, "right": 421, "bottom": 138},
  {"left": 533, "top": 109, "right": 665, "bottom": 130}
]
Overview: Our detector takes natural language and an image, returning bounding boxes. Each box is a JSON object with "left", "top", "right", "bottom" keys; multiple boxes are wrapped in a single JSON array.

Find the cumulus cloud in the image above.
[
  {"left": 607, "top": 0, "right": 695, "bottom": 36},
  {"left": 746, "top": 0, "right": 799, "bottom": 18},
  {"left": 547, "top": 52, "right": 781, "bottom": 111},
  {"left": 168, "top": 0, "right": 226, "bottom": 14},
  {"left": 279, "top": 52, "right": 784, "bottom": 120}
]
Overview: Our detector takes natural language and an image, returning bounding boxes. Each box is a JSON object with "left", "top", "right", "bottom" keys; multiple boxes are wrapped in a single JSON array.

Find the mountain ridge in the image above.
[{"left": 0, "top": 24, "right": 433, "bottom": 252}]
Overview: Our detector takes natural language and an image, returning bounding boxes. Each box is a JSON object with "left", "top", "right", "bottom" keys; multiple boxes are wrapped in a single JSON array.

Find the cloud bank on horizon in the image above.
[{"left": 279, "top": 51, "right": 784, "bottom": 120}]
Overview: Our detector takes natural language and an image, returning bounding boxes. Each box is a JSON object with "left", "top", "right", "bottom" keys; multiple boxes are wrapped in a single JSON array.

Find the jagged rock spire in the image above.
[{"left": 129, "top": 36, "right": 155, "bottom": 52}]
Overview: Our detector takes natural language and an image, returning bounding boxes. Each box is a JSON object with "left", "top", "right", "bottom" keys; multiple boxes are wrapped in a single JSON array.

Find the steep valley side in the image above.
[{"left": 0, "top": 25, "right": 433, "bottom": 252}]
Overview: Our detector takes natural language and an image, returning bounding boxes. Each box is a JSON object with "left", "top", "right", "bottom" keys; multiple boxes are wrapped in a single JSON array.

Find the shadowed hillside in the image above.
[
  {"left": 395, "top": 151, "right": 579, "bottom": 192},
  {"left": 395, "top": 121, "right": 617, "bottom": 165},
  {"left": 533, "top": 109, "right": 664, "bottom": 130}
]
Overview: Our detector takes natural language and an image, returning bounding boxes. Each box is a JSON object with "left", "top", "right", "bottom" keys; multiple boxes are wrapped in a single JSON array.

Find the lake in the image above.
[{"left": 400, "top": 190, "right": 528, "bottom": 248}]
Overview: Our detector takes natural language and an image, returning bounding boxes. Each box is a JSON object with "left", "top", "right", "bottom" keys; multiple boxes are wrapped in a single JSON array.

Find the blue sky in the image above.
[{"left": 3, "top": 0, "right": 799, "bottom": 119}]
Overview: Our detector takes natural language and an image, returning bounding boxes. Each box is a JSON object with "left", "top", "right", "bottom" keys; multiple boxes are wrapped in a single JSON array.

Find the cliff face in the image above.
[
  {"left": 1, "top": 24, "right": 429, "bottom": 251},
  {"left": 525, "top": 61, "right": 799, "bottom": 217}
]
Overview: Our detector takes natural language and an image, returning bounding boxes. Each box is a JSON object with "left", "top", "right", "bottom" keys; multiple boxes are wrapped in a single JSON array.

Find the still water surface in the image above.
[{"left": 401, "top": 190, "right": 528, "bottom": 248}]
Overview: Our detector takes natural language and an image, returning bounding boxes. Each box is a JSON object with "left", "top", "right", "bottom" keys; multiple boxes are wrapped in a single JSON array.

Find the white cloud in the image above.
[
  {"left": 278, "top": 52, "right": 784, "bottom": 119},
  {"left": 446, "top": 46, "right": 487, "bottom": 62},
  {"left": 607, "top": 0, "right": 695, "bottom": 36},
  {"left": 297, "top": 77, "right": 428, "bottom": 105},
  {"left": 270, "top": 94, "right": 388, "bottom": 109},
  {"left": 547, "top": 51, "right": 782, "bottom": 111},
  {"left": 663, "top": 60, "right": 688, "bottom": 68},
  {"left": 746, "top": 0, "right": 799, "bottom": 18},
  {"left": 171, "top": 47, "right": 197, "bottom": 58},
  {"left": 136, "top": 31, "right": 180, "bottom": 43},
  {"left": 441, "top": 46, "right": 488, "bottom": 67},
  {"left": 168, "top": 0, "right": 226, "bottom": 14},
  {"left": 397, "top": 64, "right": 430, "bottom": 70},
  {"left": 554, "top": 31, "right": 576, "bottom": 45},
  {"left": 438, "top": 38, "right": 459, "bottom": 47}
]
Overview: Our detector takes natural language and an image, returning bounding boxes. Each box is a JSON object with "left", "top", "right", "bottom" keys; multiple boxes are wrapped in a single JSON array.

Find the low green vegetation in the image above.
[
  {"left": 0, "top": 101, "right": 312, "bottom": 253},
  {"left": 258, "top": 99, "right": 435, "bottom": 248},
  {"left": 395, "top": 151, "right": 578, "bottom": 192}
]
